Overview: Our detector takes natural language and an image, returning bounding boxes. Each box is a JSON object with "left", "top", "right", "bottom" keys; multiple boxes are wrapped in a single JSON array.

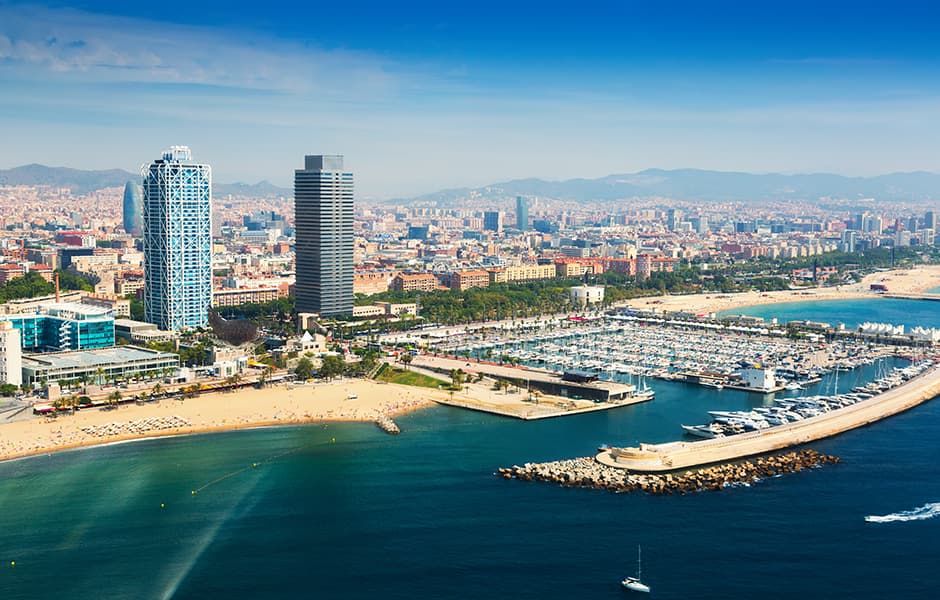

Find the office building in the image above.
[
  {"left": 142, "top": 146, "right": 213, "bottom": 331},
  {"left": 407, "top": 225, "right": 430, "bottom": 240},
  {"left": 483, "top": 211, "right": 504, "bottom": 233},
  {"left": 5, "top": 303, "right": 114, "bottom": 352},
  {"left": 516, "top": 196, "right": 529, "bottom": 231},
  {"left": 0, "top": 320, "right": 22, "bottom": 386},
  {"left": 123, "top": 181, "right": 143, "bottom": 236},
  {"left": 294, "top": 155, "right": 354, "bottom": 317},
  {"left": 926, "top": 211, "right": 937, "bottom": 232}
]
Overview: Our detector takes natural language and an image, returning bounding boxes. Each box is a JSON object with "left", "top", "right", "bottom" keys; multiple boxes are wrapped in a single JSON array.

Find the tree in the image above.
[
  {"left": 450, "top": 368, "right": 465, "bottom": 390},
  {"left": 294, "top": 357, "right": 314, "bottom": 381},
  {"left": 258, "top": 366, "right": 275, "bottom": 387},
  {"left": 319, "top": 355, "right": 346, "bottom": 380},
  {"left": 399, "top": 353, "right": 413, "bottom": 369},
  {"left": 107, "top": 390, "right": 122, "bottom": 408}
]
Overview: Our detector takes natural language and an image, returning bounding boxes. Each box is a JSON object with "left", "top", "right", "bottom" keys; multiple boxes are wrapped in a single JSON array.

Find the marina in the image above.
[{"left": 436, "top": 313, "right": 898, "bottom": 395}]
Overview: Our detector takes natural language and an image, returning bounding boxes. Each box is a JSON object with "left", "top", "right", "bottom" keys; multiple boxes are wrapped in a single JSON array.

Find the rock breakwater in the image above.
[
  {"left": 499, "top": 449, "right": 839, "bottom": 494},
  {"left": 376, "top": 416, "right": 400, "bottom": 434}
]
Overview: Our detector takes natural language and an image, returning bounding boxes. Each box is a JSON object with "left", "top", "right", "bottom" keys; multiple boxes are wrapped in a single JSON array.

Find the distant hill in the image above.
[
  {"left": 398, "top": 168, "right": 940, "bottom": 205},
  {"left": 0, "top": 164, "right": 139, "bottom": 194},
  {"left": 0, "top": 164, "right": 290, "bottom": 197}
]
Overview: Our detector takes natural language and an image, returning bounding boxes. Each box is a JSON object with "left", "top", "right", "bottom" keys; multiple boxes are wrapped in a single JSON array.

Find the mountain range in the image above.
[
  {"left": 2, "top": 164, "right": 939, "bottom": 203},
  {"left": 400, "top": 168, "right": 940, "bottom": 205},
  {"left": 0, "top": 164, "right": 291, "bottom": 197}
]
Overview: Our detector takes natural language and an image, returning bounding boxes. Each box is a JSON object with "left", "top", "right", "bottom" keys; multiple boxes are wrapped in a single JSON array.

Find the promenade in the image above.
[{"left": 599, "top": 363, "right": 940, "bottom": 472}]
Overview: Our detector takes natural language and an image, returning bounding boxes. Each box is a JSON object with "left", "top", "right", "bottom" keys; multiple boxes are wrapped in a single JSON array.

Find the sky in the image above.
[{"left": 1, "top": 0, "right": 940, "bottom": 197}]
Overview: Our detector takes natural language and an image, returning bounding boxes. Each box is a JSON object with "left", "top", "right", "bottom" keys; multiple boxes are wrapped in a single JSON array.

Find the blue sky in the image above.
[{"left": 1, "top": 0, "right": 940, "bottom": 197}]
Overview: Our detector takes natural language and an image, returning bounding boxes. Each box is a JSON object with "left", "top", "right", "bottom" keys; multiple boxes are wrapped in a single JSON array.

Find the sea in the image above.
[{"left": 2, "top": 299, "right": 939, "bottom": 599}]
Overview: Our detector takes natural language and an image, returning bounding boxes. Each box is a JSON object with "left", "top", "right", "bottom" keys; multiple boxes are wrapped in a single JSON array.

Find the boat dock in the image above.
[
  {"left": 409, "top": 356, "right": 652, "bottom": 420},
  {"left": 597, "top": 364, "right": 940, "bottom": 472}
]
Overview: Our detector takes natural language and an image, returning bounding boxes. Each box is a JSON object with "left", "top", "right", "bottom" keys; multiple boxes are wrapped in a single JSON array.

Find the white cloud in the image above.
[{"left": 0, "top": 4, "right": 401, "bottom": 96}]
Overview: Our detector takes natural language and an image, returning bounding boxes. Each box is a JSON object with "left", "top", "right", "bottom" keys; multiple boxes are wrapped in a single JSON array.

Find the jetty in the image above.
[
  {"left": 599, "top": 363, "right": 940, "bottom": 472},
  {"left": 500, "top": 449, "right": 840, "bottom": 494}
]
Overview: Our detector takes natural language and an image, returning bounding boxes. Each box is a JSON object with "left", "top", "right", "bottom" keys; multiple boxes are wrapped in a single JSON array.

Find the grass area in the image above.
[{"left": 375, "top": 363, "right": 453, "bottom": 390}]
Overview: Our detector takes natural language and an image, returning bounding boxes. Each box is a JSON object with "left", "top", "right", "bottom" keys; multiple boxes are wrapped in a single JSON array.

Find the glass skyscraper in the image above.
[
  {"left": 122, "top": 181, "right": 142, "bottom": 236},
  {"left": 516, "top": 195, "right": 529, "bottom": 231},
  {"left": 142, "top": 146, "right": 212, "bottom": 331},
  {"left": 294, "top": 155, "right": 354, "bottom": 317}
]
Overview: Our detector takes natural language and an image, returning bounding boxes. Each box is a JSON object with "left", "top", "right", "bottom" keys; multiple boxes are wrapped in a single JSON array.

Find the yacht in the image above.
[
  {"left": 681, "top": 423, "right": 726, "bottom": 439},
  {"left": 622, "top": 545, "right": 650, "bottom": 593}
]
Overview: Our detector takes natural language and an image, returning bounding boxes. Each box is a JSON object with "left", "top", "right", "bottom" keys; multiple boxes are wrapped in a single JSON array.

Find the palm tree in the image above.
[
  {"left": 151, "top": 382, "right": 164, "bottom": 398},
  {"left": 399, "top": 353, "right": 413, "bottom": 370},
  {"left": 107, "top": 390, "right": 122, "bottom": 409}
]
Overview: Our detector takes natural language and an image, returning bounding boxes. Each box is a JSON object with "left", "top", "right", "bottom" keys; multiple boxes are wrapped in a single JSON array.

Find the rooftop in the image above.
[{"left": 22, "top": 346, "right": 178, "bottom": 370}]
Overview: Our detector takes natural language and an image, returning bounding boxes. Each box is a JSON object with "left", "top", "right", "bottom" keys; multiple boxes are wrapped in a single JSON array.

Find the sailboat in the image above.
[{"left": 621, "top": 544, "right": 650, "bottom": 593}]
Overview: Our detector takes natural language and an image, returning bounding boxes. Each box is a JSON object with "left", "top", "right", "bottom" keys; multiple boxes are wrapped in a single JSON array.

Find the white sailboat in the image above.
[{"left": 621, "top": 544, "right": 650, "bottom": 593}]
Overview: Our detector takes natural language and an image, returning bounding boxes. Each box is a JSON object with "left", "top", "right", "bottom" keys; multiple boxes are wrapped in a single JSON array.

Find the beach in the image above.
[
  {"left": 0, "top": 378, "right": 444, "bottom": 462},
  {"left": 621, "top": 264, "right": 940, "bottom": 316}
]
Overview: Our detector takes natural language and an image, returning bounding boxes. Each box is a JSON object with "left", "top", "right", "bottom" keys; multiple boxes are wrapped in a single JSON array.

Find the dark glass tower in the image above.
[
  {"left": 516, "top": 195, "right": 529, "bottom": 231},
  {"left": 294, "top": 155, "right": 354, "bottom": 317},
  {"left": 122, "top": 181, "right": 142, "bottom": 236}
]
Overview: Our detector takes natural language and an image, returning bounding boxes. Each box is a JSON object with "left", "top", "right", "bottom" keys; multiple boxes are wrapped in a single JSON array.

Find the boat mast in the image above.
[{"left": 638, "top": 544, "right": 642, "bottom": 580}]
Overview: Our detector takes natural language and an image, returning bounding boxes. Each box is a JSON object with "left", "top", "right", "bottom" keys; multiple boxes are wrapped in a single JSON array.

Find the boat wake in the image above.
[{"left": 864, "top": 502, "right": 940, "bottom": 524}]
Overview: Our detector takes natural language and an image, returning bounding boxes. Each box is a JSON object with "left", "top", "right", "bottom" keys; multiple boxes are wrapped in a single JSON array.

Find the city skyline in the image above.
[{"left": 2, "top": 1, "right": 940, "bottom": 197}]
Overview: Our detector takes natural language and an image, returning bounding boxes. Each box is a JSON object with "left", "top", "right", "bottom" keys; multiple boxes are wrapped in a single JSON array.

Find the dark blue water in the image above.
[
  {"left": 719, "top": 297, "right": 940, "bottom": 330},
  {"left": 2, "top": 308, "right": 939, "bottom": 599}
]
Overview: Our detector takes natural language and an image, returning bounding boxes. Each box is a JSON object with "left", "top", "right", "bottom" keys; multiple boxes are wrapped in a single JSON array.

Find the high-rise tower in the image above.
[
  {"left": 142, "top": 146, "right": 212, "bottom": 331},
  {"left": 122, "top": 181, "right": 142, "bottom": 236},
  {"left": 516, "top": 196, "right": 529, "bottom": 231},
  {"left": 294, "top": 155, "right": 354, "bottom": 317}
]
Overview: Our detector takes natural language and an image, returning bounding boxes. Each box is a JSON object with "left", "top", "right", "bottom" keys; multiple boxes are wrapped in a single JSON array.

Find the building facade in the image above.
[
  {"left": 142, "top": 146, "right": 213, "bottom": 331},
  {"left": 123, "top": 181, "right": 143, "bottom": 236},
  {"left": 0, "top": 320, "right": 22, "bottom": 386},
  {"left": 483, "top": 211, "right": 504, "bottom": 233},
  {"left": 5, "top": 303, "right": 114, "bottom": 352},
  {"left": 516, "top": 196, "right": 529, "bottom": 231},
  {"left": 294, "top": 155, "right": 354, "bottom": 317}
]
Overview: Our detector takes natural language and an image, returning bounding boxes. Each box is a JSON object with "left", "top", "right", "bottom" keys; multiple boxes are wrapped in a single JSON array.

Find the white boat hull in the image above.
[{"left": 622, "top": 578, "right": 650, "bottom": 593}]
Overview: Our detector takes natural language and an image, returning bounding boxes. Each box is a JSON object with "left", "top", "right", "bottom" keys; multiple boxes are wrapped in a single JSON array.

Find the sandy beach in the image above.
[
  {"left": 0, "top": 379, "right": 448, "bottom": 463},
  {"left": 623, "top": 265, "right": 940, "bottom": 316}
]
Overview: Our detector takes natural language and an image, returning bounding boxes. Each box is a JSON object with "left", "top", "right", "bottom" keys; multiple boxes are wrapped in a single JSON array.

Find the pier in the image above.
[
  {"left": 881, "top": 293, "right": 940, "bottom": 302},
  {"left": 599, "top": 364, "right": 940, "bottom": 472}
]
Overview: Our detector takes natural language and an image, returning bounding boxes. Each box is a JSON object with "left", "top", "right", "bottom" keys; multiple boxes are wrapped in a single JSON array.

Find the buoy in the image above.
[
  {"left": 191, "top": 490, "right": 196, "bottom": 495},
  {"left": 160, "top": 503, "right": 165, "bottom": 508},
  {"left": 331, "top": 437, "right": 336, "bottom": 443},
  {"left": 10, "top": 561, "right": 14, "bottom": 567}
]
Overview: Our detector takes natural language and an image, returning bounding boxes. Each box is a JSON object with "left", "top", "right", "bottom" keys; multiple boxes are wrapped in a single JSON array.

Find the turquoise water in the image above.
[
  {"left": 927, "top": 285, "right": 940, "bottom": 295},
  {"left": 719, "top": 297, "right": 940, "bottom": 330},
  {"left": 1, "top": 315, "right": 939, "bottom": 598}
]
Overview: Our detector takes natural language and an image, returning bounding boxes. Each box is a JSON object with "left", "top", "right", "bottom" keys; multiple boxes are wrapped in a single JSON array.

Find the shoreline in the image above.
[
  {"left": 0, "top": 379, "right": 443, "bottom": 464},
  {"left": 622, "top": 265, "right": 940, "bottom": 317}
]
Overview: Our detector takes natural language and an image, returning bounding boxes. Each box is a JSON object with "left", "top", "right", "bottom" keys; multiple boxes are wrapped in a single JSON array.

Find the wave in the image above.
[{"left": 865, "top": 502, "right": 940, "bottom": 523}]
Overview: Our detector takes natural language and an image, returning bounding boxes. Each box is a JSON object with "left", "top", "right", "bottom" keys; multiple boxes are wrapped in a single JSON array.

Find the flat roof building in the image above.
[{"left": 21, "top": 346, "right": 179, "bottom": 387}]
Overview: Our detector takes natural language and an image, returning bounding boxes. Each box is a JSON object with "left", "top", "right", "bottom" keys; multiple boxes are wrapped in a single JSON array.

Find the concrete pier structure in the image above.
[{"left": 599, "top": 364, "right": 940, "bottom": 472}]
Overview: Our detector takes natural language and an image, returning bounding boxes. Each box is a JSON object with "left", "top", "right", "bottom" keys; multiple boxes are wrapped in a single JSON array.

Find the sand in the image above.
[
  {"left": 620, "top": 265, "right": 940, "bottom": 316},
  {"left": 0, "top": 379, "right": 449, "bottom": 463}
]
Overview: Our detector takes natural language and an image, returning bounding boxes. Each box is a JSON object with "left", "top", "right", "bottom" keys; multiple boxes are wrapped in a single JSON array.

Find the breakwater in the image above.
[
  {"left": 376, "top": 415, "right": 400, "bottom": 434},
  {"left": 499, "top": 449, "right": 840, "bottom": 494}
]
